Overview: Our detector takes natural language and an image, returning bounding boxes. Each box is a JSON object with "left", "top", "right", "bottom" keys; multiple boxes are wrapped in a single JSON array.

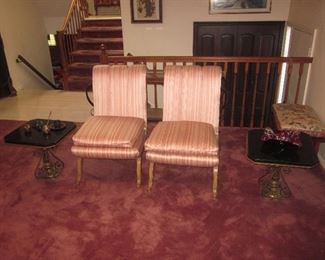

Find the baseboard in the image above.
[{"left": 318, "top": 153, "right": 325, "bottom": 170}]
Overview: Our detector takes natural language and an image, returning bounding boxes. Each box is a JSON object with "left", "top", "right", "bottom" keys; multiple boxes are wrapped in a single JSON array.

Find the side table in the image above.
[
  {"left": 4, "top": 119, "right": 76, "bottom": 179},
  {"left": 247, "top": 129, "right": 319, "bottom": 199}
]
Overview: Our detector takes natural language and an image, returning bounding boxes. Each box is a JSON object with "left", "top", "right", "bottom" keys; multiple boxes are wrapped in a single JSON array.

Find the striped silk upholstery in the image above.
[
  {"left": 72, "top": 132, "right": 144, "bottom": 159},
  {"left": 73, "top": 116, "right": 145, "bottom": 148},
  {"left": 145, "top": 121, "right": 218, "bottom": 156},
  {"left": 71, "top": 64, "right": 147, "bottom": 185},
  {"left": 72, "top": 116, "right": 145, "bottom": 159},
  {"left": 163, "top": 65, "right": 222, "bottom": 129},
  {"left": 93, "top": 64, "right": 147, "bottom": 122},
  {"left": 145, "top": 65, "right": 222, "bottom": 197},
  {"left": 145, "top": 121, "right": 219, "bottom": 167},
  {"left": 146, "top": 152, "right": 219, "bottom": 167}
]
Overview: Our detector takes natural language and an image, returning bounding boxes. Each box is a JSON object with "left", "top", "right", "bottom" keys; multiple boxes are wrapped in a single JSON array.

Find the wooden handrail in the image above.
[
  {"left": 99, "top": 55, "right": 313, "bottom": 63},
  {"left": 98, "top": 54, "right": 313, "bottom": 127},
  {"left": 16, "top": 55, "right": 60, "bottom": 90},
  {"left": 62, "top": 0, "right": 88, "bottom": 31}
]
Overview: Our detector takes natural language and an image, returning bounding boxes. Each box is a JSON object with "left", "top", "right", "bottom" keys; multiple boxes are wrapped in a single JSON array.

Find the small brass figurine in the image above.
[
  {"left": 42, "top": 124, "right": 50, "bottom": 135},
  {"left": 42, "top": 111, "right": 52, "bottom": 135},
  {"left": 24, "top": 124, "right": 31, "bottom": 134}
]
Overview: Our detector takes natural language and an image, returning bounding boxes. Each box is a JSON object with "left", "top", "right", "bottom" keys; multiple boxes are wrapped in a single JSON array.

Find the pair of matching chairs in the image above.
[{"left": 71, "top": 64, "right": 222, "bottom": 198}]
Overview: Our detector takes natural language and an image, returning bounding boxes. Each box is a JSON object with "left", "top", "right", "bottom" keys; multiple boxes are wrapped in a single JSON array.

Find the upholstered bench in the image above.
[{"left": 272, "top": 103, "right": 325, "bottom": 151}]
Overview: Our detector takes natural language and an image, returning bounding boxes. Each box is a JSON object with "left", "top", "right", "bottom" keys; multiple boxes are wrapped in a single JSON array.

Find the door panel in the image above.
[
  {"left": 220, "top": 34, "right": 235, "bottom": 56},
  {"left": 200, "top": 35, "right": 215, "bottom": 56}
]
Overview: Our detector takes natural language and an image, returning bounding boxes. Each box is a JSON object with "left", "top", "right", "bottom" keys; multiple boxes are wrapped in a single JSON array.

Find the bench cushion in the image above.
[{"left": 273, "top": 104, "right": 325, "bottom": 138}]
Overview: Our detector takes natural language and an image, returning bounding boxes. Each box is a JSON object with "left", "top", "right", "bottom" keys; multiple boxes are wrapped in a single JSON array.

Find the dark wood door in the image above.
[{"left": 193, "top": 22, "right": 284, "bottom": 127}]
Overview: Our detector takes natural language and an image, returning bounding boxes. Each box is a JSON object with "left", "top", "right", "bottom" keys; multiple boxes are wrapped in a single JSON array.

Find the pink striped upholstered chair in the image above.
[
  {"left": 145, "top": 65, "right": 222, "bottom": 198},
  {"left": 71, "top": 64, "right": 147, "bottom": 186}
]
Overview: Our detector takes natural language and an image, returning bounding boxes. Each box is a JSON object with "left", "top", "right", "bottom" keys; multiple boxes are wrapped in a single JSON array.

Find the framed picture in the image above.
[
  {"left": 131, "top": 0, "right": 162, "bottom": 23},
  {"left": 209, "top": 0, "right": 272, "bottom": 14}
]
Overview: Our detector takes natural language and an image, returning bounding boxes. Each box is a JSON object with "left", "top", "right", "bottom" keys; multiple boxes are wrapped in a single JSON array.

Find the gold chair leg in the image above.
[
  {"left": 212, "top": 166, "right": 219, "bottom": 199},
  {"left": 148, "top": 161, "right": 154, "bottom": 192},
  {"left": 136, "top": 157, "right": 142, "bottom": 188},
  {"left": 76, "top": 157, "right": 83, "bottom": 185}
]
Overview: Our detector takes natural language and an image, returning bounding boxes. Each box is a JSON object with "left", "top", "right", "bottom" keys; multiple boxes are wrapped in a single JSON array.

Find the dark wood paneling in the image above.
[
  {"left": 193, "top": 21, "right": 284, "bottom": 127},
  {"left": 0, "top": 34, "right": 15, "bottom": 98}
]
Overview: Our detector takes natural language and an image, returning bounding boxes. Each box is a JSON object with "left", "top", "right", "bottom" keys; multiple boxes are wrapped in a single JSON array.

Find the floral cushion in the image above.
[{"left": 272, "top": 104, "right": 325, "bottom": 138}]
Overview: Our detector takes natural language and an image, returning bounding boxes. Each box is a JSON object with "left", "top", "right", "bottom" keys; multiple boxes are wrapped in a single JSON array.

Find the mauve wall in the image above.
[
  {"left": 288, "top": 0, "right": 325, "bottom": 166},
  {"left": 0, "top": 0, "right": 53, "bottom": 90}
]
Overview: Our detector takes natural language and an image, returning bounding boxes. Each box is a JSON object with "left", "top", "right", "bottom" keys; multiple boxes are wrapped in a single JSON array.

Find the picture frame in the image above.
[
  {"left": 131, "top": 0, "right": 162, "bottom": 23},
  {"left": 209, "top": 0, "right": 272, "bottom": 14}
]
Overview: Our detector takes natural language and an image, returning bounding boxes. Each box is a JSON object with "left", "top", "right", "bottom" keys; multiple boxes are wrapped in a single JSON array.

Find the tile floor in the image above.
[{"left": 0, "top": 86, "right": 92, "bottom": 122}]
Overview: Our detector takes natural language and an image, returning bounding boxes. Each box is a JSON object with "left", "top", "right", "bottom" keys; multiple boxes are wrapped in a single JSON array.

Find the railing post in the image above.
[
  {"left": 57, "top": 31, "right": 68, "bottom": 72},
  {"left": 57, "top": 30, "right": 69, "bottom": 90}
]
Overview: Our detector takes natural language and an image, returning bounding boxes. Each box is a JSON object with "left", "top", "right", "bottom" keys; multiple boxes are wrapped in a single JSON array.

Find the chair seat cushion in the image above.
[
  {"left": 145, "top": 121, "right": 218, "bottom": 156},
  {"left": 273, "top": 104, "right": 325, "bottom": 138},
  {"left": 71, "top": 134, "right": 144, "bottom": 159},
  {"left": 72, "top": 116, "right": 145, "bottom": 148}
]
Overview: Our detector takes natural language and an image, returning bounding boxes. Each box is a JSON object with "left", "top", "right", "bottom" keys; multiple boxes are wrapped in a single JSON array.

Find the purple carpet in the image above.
[{"left": 0, "top": 120, "right": 325, "bottom": 259}]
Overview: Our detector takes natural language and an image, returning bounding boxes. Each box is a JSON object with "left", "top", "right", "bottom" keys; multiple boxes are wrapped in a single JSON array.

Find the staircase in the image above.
[{"left": 64, "top": 17, "right": 124, "bottom": 91}]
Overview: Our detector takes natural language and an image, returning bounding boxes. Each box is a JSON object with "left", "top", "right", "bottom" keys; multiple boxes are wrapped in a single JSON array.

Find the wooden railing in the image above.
[
  {"left": 57, "top": 0, "right": 89, "bottom": 72},
  {"left": 98, "top": 53, "right": 313, "bottom": 127},
  {"left": 16, "top": 55, "right": 60, "bottom": 90}
]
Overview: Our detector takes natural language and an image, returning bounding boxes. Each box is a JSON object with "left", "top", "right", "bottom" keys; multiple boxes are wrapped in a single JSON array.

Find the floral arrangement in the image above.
[{"left": 261, "top": 128, "right": 302, "bottom": 147}]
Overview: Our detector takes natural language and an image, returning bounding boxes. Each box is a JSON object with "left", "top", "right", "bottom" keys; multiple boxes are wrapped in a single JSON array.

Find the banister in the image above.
[
  {"left": 58, "top": 0, "right": 89, "bottom": 86},
  {"left": 98, "top": 53, "right": 313, "bottom": 127},
  {"left": 62, "top": 0, "right": 88, "bottom": 31},
  {"left": 99, "top": 55, "right": 313, "bottom": 64},
  {"left": 16, "top": 55, "right": 60, "bottom": 90}
]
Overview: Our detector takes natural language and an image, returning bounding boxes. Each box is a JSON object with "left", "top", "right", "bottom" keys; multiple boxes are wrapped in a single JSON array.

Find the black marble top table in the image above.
[
  {"left": 4, "top": 119, "right": 76, "bottom": 147},
  {"left": 247, "top": 129, "right": 319, "bottom": 168}
]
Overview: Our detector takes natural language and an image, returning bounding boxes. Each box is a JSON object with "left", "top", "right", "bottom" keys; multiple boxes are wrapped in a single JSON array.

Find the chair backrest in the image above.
[
  {"left": 92, "top": 64, "right": 147, "bottom": 122},
  {"left": 163, "top": 65, "right": 222, "bottom": 128}
]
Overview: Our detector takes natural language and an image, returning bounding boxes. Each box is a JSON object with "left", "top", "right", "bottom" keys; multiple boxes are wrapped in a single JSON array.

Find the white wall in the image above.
[
  {"left": 288, "top": 0, "right": 325, "bottom": 166},
  {"left": 0, "top": 0, "right": 53, "bottom": 90},
  {"left": 33, "top": 0, "right": 70, "bottom": 34},
  {"left": 120, "top": 0, "right": 291, "bottom": 56}
]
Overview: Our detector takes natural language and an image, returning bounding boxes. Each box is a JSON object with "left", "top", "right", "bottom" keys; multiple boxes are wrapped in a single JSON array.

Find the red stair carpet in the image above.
[{"left": 0, "top": 120, "right": 324, "bottom": 259}]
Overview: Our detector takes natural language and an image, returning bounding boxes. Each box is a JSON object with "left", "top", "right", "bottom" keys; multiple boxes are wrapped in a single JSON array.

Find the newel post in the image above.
[
  {"left": 57, "top": 30, "right": 69, "bottom": 90},
  {"left": 100, "top": 44, "right": 108, "bottom": 64}
]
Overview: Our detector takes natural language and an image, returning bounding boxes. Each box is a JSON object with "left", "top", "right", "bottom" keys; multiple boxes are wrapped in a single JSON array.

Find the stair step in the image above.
[
  {"left": 80, "top": 26, "right": 122, "bottom": 32},
  {"left": 76, "top": 37, "right": 123, "bottom": 50},
  {"left": 67, "top": 75, "right": 92, "bottom": 91},
  {"left": 68, "top": 62, "right": 98, "bottom": 76},
  {"left": 77, "top": 37, "right": 123, "bottom": 43},
  {"left": 79, "top": 26, "right": 123, "bottom": 38},
  {"left": 83, "top": 18, "right": 122, "bottom": 27},
  {"left": 71, "top": 49, "right": 124, "bottom": 56},
  {"left": 85, "top": 16, "right": 122, "bottom": 21},
  {"left": 70, "top": 49, "right": 123, "bottom": 62},
  {"left": 69, "top": 62, "right": 98, "bottom": 69}
]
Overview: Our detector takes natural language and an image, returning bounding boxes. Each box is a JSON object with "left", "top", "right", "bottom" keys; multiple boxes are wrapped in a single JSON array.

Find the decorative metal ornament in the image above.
[
  {"left": 259, "top": 166, "right": 291, "bottom": 199},
  {"left": 35, "top": 148, "right": 64, "bottom": 179}
]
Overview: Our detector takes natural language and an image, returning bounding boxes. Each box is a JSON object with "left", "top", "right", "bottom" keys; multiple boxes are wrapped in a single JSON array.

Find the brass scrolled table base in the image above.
[
  {"left": 35, "top": 148, "right": 64, "bottom": 179},
  {"left": 259, "top": 166, "right": 291, "bottom": 200}
]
